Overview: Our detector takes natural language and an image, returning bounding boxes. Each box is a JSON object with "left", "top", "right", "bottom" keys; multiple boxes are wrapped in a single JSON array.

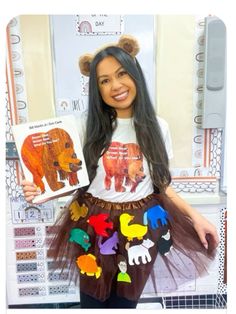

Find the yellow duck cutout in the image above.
[
  {"left": 120, "top": 213, "right": 148, "bottom": 241},
  {"left": 69, "top": 201, "right": 88, "bottom": 221}
]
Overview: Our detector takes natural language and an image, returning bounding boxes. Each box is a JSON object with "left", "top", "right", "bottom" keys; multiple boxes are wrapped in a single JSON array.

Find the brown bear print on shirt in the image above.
[{"left": 102, "top": 141, "right": 146, "bottom": 193}]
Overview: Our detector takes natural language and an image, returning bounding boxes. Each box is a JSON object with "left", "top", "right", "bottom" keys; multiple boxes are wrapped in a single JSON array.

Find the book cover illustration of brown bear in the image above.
[{"left": 12, "top": 115, "right": 89, "bottom": 204}]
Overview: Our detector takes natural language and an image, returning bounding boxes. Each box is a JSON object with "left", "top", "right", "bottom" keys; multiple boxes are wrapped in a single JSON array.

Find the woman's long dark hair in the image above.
[{"left": 83, "top": 46, "right": 171, "bottom": 193}]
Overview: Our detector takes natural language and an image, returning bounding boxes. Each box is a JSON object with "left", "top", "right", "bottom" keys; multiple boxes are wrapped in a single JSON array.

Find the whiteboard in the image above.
[{"left": 50, "top": 15, "right": 156, "bottom": 117}]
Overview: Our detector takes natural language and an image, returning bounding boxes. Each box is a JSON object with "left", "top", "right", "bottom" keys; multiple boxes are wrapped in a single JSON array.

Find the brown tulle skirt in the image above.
[{"left": 47, "top": 192, "right": 216, "bottom": 302}]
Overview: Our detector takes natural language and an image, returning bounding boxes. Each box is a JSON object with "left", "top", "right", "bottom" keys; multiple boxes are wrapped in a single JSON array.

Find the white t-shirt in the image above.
[{"left": 76, "top": 114, "right": 173, "bottom": 202}]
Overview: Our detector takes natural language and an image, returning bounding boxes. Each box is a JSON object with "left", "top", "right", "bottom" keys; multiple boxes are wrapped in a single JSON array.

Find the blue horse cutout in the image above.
[{"left": 143, "top": 205, "right": 169, "bottom": 230}]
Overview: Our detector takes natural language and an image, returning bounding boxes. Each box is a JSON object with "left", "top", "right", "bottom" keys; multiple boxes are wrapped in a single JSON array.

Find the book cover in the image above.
[{"left": 12, "top": 115, "right": 89, "bottom": 204}]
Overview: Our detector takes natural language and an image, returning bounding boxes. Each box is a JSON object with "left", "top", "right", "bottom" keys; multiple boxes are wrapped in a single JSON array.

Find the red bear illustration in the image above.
[{"left": 102, "top": 142, "right": 146, "bottom": 193}]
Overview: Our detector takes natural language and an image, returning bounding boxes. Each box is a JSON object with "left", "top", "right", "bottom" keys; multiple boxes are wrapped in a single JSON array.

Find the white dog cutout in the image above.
[{"left": 125, "top": 238, "right": 154, "bottom": 265}]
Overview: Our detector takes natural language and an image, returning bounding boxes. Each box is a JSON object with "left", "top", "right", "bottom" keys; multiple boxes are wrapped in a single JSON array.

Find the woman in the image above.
[{"left": 22, "top": 35, "right": 219, "bottom": 308}]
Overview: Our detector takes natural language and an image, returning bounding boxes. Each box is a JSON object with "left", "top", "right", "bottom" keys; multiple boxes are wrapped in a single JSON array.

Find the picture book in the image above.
[{"left": 11, "top": 115, "right": 89, "bottom": 204}]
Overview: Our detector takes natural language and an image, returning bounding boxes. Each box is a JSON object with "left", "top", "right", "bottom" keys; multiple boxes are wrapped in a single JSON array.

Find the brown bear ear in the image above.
[
  {"left": 78, "top": 53, "right": 93, "bottom": 76},
  {"left": 118, "top": 35, "right": 140, "bottom": 58}
]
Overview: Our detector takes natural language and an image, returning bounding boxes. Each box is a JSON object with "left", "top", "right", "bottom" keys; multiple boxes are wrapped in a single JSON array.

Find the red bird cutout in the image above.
[{"left": 87, "top": 213, "right": 113, "bottom": 237}]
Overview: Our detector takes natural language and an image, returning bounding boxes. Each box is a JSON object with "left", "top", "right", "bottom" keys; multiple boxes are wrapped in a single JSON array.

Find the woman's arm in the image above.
[{"left": 166, "top": 186, "right": 220, "bottom": 250}]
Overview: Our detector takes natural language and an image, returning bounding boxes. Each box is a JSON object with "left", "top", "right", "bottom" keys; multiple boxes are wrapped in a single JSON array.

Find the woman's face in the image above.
[{"left": 96, "top": 56, "right": 137, "bottom": 118}]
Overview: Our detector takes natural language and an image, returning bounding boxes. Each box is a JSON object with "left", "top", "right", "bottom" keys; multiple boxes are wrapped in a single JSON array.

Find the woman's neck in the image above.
[{"left": 115, "top": 107, "right": 133, "bottom": 119}]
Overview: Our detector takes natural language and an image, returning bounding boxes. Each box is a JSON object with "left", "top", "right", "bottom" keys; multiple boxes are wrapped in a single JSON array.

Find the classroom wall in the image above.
[
  {"left": 156, "top": 15, "right": 196, "bottom": 169},
  {"left": 19, "top": 15, "right": 55, "bottom": 120}
]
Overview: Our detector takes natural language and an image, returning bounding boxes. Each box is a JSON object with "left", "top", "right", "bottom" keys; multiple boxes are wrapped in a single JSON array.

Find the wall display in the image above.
[
  {"left": 76, "top": 15, "right": 124, "bottom": 35},
  {"left": 50, "top": 15, "right": 156, "bottom": 118},
  {"left": 191, "top": 17, "right": 223, "bottom": 179},
  {"left": 5, "top": 17, "right": 80, "bottom": 305},
  {"left": 157, "top": 16, "right": 225, "bottom": 194}
]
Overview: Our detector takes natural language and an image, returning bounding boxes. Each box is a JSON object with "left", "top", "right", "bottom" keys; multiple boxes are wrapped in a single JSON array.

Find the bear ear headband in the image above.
[{"left": 78, "top": 34, "right": 140, "bottom": 77}]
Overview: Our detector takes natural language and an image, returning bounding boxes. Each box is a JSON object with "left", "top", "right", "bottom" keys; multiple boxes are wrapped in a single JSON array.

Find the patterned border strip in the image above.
[
  {"left": 6, "top": 17, "right": 29, "bottom": 196},
  {"left": 6, "top": 160, "right": 22, "bottom": 199},
  {"left": 6, "top": 17, "right": 29, "bottom": 125},
  {"left": 217, "top": 207, "right": 227, "bottom": 294},
  {"left": 171, "top": 177, "right": 217, "bottom": 193}
]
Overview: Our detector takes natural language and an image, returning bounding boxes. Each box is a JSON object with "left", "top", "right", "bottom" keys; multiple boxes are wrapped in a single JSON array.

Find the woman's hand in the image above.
[
  {"left": 192, "top": 213, "right": 220, "bottom": 250},
  {"left": 21, "top": 180, "right": 75, "bottom": 204},
  {"left": 21, "top": 180, "right": 41, "bottom": 203},
  {"left": 165, "top": 186, "right": 220, "bottom": 250}
]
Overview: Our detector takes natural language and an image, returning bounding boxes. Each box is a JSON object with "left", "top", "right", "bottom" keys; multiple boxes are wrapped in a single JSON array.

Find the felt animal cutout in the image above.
[
  {"left": 103, "top": 142, "right": 145, "bottom": 193},
  {"left": 157, "top": 230, "right": 173, "bottom": 256},
  {"left": 87, "top": 213, "right": 113, "bottom": 237},
  {"left": 69, "top": 228, "right": 91, "bottom": 252},
  {"left": 120, "top": 213, "right": 147, "bottom": 241},
  {"left": 117, "top": 255, "right": 131, "bottom": 283},
  {"left": 125, "top": 238, "right": 154, "bottom": 265},
  {"left": 76, "top": 254, "right": 102, "bottom": 279},
  {"left": 143, "top": 205, "right": 169, "bottom": 230},
  {"left": 79, "top": 34, "right": 140, "bottom": 77},
  {"left": 21, "top": 128, "right": 82, "bottom": 192},
  {"left": 98, "top": 231, "right": 119, "bottom": 255},
  {"left": 69, "top": 200, "right": 88, "bottom": 221}
]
